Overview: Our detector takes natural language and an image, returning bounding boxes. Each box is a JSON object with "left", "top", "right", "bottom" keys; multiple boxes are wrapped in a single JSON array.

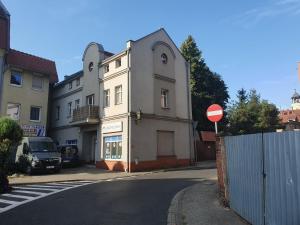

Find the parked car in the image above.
[
  {"left": 58, "top": 144, "right": 80, "bottom": 167},
  {"left": 15, "top": 137, "right": 62, "bottom": 174}
]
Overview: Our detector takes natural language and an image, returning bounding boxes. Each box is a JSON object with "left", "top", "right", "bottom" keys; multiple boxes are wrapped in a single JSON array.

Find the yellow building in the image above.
[{"left": 0, "top": 2, "right": 58, "bottom": 136}]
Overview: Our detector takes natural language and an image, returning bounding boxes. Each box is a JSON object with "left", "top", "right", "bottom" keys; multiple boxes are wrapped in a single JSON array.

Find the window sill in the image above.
[
  {"left": 161, "top": 107, "right": 170, "bottom": 110},
  {"left": 29, "top": 120, "right": 41, "bottom": 123},
  {"left": 9, "top": 83, "right": 22, "bottom": 88},
  {"left": 32, "top": 87, "right": 43, "bottom": 92}
]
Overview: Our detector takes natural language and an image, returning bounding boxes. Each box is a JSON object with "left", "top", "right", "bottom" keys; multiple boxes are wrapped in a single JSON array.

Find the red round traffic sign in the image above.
[{"left": 207, "top": 104, "right": 223, "bottom": 122}]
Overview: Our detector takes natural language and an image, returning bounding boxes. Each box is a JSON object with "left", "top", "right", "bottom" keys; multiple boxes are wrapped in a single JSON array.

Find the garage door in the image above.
[{"left": 157, "top": 131, "right": 174, "bottom": 156}]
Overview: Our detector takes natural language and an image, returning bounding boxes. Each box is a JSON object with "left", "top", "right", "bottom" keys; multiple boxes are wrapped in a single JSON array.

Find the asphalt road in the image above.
[{"left": 0, "top": 167, "right": 216, "bottom": 225}]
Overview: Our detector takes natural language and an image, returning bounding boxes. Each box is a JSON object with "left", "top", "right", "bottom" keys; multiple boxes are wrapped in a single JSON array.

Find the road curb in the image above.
[{"left": 167, "top": 187, "right": 188, "bottom": 225}]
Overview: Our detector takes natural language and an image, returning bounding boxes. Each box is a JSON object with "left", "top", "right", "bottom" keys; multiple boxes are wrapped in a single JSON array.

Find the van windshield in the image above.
[{"left": 29, "top": 141, "right": 58, "bottom": 152}]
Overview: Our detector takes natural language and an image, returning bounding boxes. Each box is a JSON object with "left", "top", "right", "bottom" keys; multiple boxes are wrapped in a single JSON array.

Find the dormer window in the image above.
[
  {"left": 115, "top": 58, "right": 121, "bottom": 68},
  {"left": 161, "top": 53, "right": 168, "bottom": 64},
  {"left": 104, "top": 64, "right": 109, "bottom": 73}
]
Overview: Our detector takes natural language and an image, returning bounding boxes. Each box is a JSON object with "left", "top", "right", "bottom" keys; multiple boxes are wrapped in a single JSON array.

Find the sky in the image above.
[{"left": 2, "top": 0, "right": 300, "bottom": 109}]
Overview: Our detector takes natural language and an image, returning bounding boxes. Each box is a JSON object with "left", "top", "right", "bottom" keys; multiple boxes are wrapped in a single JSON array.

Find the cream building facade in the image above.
[
  {"left": 50, "top": 28, "right": 193, "bottom": 171},
  {"left": 0, "top": 2, "right": 58, "bottom": 136}
]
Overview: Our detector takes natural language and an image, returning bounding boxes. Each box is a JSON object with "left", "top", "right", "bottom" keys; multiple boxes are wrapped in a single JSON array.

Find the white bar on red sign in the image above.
[{"left": 207, "top": 110, "right": 223, "bottom": 116}]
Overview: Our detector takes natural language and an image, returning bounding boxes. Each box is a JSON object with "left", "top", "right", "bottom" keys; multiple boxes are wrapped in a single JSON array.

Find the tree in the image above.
[
  {"left": 180, "top": 35, "right": 229, "bottom": 131},
  {"left": 227, "top": 89, "right": 280, "bottom": 135},
  {"left": 0, "top": 118, "right": 23, "bottom": 193}
]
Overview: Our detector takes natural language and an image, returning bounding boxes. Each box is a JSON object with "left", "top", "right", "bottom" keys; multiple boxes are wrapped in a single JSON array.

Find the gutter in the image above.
[
  {"left": 185, "top": 61, "right": 193, "bottom": 164},
  {"left": 126, "top": 46, "right": 132, "bottom": 172}
]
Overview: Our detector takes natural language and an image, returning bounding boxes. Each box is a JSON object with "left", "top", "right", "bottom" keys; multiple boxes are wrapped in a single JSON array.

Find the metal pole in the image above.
[{"left": 215, "top": 122, "right": 218, "bottom": 134}]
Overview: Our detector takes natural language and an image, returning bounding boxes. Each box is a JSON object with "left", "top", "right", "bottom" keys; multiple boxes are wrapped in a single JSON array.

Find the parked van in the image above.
[{"left": 16, "top": 137, "right": 62, "bottom": 174}]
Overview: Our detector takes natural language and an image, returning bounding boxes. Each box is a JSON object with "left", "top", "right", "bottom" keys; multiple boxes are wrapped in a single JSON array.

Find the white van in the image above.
[{"left": 16, "top": 137, "right": 62, "bottom": 174}]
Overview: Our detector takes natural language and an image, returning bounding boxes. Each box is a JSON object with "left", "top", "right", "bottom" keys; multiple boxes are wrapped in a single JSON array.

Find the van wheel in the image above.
[{"left": 26, "top": 166, "right": 32, "bottom": 175}]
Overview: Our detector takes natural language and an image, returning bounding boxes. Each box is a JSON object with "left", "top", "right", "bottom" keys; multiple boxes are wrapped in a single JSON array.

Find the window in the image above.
[
  {"left": 161, "top": 53, "right": 168, "bottom": 64},
  {"left": 66, "top": 139, "right": 78, "bottom": 145},
  {"left": 115, "top": 85, "right": 122, "bottom": 105},
  {"left": 104, "top": 136, "right": 122, "bottom": 159},
  {"left": 76, "top": 78, "right": 80, "bottom": 86},
  {"left": 115, "top": 58, "right": 121, "bottom": 68},
  {"left": 32, "top": 75, "right": 43, "bottom": 90},
  {"left": 30, "top": 106, "right": 41, "bottom": 121},
  {"left": 67, "top": 102, "right": 72, "bottom": 117},
  {"left": 68, "top": 82, "right": 72, "bottom": 89},
  {"left": 104, "top": 64, "right": 109, "bottom": 73},
  {"left": 161, "top": 89, "right": 169, "bottom": 108},
  {"left": 75, "top": 99, "right": 80, "bottom": 109},
  {"left": 56, "top": 106, "right": 60, "bottom": 120},
  {"left": 88, "top": 62, "right": 94, "bottom": 72},
  {"left": 10, "top": 71, "right": 22, "bottom": 86},
  {"left": 7, "top": 103, "right": 20, "bottom": 120},
  {"left": 104, "top": 89, "right": 110, "bottom": 107},
  {"left": 86, "top": 94, "right": 94, "bottom": 106}
]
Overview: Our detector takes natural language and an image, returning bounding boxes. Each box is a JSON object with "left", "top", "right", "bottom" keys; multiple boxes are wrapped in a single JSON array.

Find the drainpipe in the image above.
[
  {"left": 0, "top": 55, "right": 4, "bottom": 114},
  {"left": 126, "top": 44, "right": 132, "bottom": 172},
  {"left": 185, "top": 61, "right": 193, "bottom": 164}
]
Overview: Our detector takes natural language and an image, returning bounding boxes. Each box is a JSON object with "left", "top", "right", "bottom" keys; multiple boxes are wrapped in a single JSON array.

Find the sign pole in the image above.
[{"left": 215, "top": 122, "right": 218, "bottom": 134}]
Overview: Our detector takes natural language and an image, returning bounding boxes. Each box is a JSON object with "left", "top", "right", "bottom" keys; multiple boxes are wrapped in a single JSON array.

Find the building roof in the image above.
[
  {"left": 200, "top": 131, "right": 216, "bottom": 142},
  {"left": 54, "top": 70, "right": 83, "bottom": 88},
  {"left": 6, "top": 49, "right": 58, "bottom": 83},
  {"left": 0, "top": 0, "right": 10, "bottom": 19},
  {"left": 279, "top": 109, "right": 300, "bottom": 123},
  {"left": 292, "top": 91, "right": 300, "bottom": 99}
]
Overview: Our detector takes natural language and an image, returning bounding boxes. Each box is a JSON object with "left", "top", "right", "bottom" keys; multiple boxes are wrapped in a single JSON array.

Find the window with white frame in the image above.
[
  {"left": 32, "top": 75, "right": 43, "bottom": 90},
  {"left": 67, "top": 102, "right": 72, "bottom": 117},
  {"left": 75, "top": 99, "right": 80, "bottom": 109},
  {"left": 10, "top": 71, "right": 22, "bottom": 86},
  {"left": 104, "top": 89, "right": 110, "bottom": 107},
  {"left": 30, "top": 106, "right": 41, "bottom": 121},
  {"left": 104, "top": 64, "right": 109, "bottom": 73},
  {"left": 68, "top": 82, "right": 72, "bottom": 89},
  {"left": 86, "top": 94, "right": 94, "bottom": 106},
  {"left": 104, "top": 136, "right": 122, "bottom": 159},
  {"left": 56, "top": 106, "right": 60, "bottom": 120},
  {"left": 7, "top": 103, "right": 20, "bottom": 120},
  {"left": 115, "top": 85, "right": 122, "bottom": 105},
  {"left": 161, "top": 89, "right": 169, "bottom": 108},
  {"left": 115, "top": 58, "right": 121, "bottom": 68}
]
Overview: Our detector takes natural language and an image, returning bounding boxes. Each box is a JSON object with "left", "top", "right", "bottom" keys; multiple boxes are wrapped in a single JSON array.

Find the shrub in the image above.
[{"left": 0, "top": 118, "right": 23, "bottom": 193}]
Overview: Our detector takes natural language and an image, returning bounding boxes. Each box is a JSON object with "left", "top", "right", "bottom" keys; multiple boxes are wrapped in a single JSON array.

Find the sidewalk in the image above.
[
  {"left": 168, "top": 179, "right": 248, "bottom": 225},
  {"left": 8, "top": 165, "right": 149, "bottom": 185}
]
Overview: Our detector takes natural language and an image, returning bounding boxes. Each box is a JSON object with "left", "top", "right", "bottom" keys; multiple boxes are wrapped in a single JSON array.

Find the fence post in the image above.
[{"left": 216, "top": 135, "right": 229, "bottom": 206}]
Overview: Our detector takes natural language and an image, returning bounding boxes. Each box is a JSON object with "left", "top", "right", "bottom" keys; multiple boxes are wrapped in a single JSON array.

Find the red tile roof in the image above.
[
  {"left": 279, "top": 109, "right": 300, "bottom": 123},
  {"left": 200, "top": 131, "right": 216, "bottom": 142},
  {"left": 6, "top": 49, "right": 58, "bottom": 83}
]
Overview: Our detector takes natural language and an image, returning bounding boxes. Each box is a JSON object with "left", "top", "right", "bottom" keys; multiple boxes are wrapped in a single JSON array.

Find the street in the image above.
[{"left": 0, "top": 167, "right": 216, "bottom": 225}]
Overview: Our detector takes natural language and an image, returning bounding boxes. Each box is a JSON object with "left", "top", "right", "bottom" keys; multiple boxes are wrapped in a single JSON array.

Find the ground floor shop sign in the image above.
[{"left": 21, "top": 125, "right": 45, "bottom": 137}]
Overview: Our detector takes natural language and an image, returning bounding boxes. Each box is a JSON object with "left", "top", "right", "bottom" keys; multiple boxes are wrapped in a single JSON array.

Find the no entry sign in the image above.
[{"left": 207, "top": 104, "right": 223, "bottom": 122}]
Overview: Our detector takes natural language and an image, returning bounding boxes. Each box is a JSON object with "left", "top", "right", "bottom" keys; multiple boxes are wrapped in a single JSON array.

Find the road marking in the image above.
[{"left": 0, "top": 180, "right": 95, "bottom": 214}]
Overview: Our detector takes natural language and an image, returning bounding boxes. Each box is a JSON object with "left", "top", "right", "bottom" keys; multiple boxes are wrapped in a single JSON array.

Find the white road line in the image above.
[
  {"left": 43, "top": 183, "right": 77, "bottom": 187},
  {"left": 24, "top": 185, "right": 67, "bottom": 189},
  {"left": 0, "top": 181, "right": 95, "bottom": 214},
  {"left": 13, "top": 187, "right": 58, "bottom": 192},
  {"left": 11, "top": 190, "right": 46, "bottom": 195},
  {"left": 1, "top": 193, "right": 34, "bottom": 200},
  {"left": 0, "top": 198, "right": 20, "bottom": 205}
]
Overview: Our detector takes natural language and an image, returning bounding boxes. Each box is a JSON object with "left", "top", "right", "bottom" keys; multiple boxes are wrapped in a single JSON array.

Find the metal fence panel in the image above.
[
  {"left": 264, "top": 131, "right": 300, "bottom": 225},
  {"left": 225, "top": 134, "right": 264, "bottom": 225}
]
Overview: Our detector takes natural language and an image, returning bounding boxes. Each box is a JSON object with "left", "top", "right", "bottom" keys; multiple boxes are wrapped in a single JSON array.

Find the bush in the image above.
[{"left": 0, "top": 118, "right": 23, "bottom": 193}]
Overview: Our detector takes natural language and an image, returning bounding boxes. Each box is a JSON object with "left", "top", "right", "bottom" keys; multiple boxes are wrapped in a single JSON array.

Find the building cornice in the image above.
[
  {"left": 153, "top": 74, "right": 176, "bottom": 83},
  {"left": 52, "top": 87, "right": 83, "bottom": 100},
  {"left": 99, "top": 68, "right": 128, "bottom": 83}
]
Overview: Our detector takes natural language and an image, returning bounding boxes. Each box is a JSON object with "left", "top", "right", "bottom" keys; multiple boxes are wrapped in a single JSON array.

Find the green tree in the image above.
[
  {"left": 180, "top": 35, "right": 229, "bottom": 131},
  {"left": 0, "top": 118, "right": 23, "bottom": 193},
  {"left": 227, "top": 89, "right": 280, "bottom": 135}
]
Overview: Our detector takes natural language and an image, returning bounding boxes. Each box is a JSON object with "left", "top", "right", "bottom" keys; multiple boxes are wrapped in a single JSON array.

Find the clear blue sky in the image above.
[{"left": 3, "top": 0, "right": 300, "bottom": 109}]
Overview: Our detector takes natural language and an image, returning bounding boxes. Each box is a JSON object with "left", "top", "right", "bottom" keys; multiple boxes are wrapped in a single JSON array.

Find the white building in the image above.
[{"left": 50, "top": 28, "right": 194, "bottom": 172}]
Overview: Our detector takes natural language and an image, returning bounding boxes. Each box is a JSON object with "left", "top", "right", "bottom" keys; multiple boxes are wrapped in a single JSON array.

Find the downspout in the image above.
[
  {"left": 185, "top": 61, "right": 193, "bottom": 164},
  {"left": 0, "top": 55, "right": 4, "bottom": 114},
  {"left": 126, "top": 46, "right": 132, "bottom": 172}
]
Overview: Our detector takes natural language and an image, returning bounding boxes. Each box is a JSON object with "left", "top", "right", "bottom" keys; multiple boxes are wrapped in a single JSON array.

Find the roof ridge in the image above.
[{"left": 10, "top": 48, "right": 55, "bottom": 63}]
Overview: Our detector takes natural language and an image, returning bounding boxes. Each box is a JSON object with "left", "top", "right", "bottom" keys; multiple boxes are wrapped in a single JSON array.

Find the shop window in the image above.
[{"left": 104, "top": 136, "right": 122, "bottom": 159}]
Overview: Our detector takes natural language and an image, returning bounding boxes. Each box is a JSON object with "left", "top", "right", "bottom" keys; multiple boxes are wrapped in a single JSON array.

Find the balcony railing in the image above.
[{"left": 71, "top": 105, "right": 99, "bottom": 125}]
